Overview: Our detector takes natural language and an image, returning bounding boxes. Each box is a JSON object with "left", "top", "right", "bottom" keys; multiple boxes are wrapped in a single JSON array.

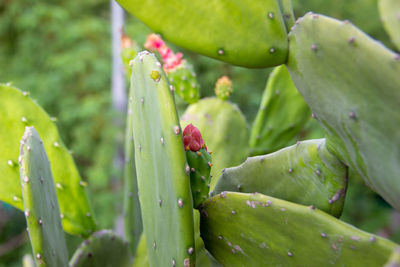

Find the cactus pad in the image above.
[
  {"left": 200, "top": 192, "right": 396, "bottom": 266},
  {"left": 69, "top": 230, "right": 131, "bottom": 267},
  {"left": 19, "top": 127, "right": 69, "bottom": 267},
  {"left": 0, "top": 84, "right": 96, "bottom": 236},
  {"left": 379, "top": 0, "right": 400, "bottom": 50},
  {"left": 117, "top": 0, "right": 288, "bottom": 68},
  {"left": 287, "top": 13, "right": 400, "bottom": 210},
  {"left": 213, "top": 139, "right": 348, "bottom": 217},
  {"left": 249, "top": 65, "right": 312, "bottom": 156},
  {"left": 181, "top": 97, "right": 249, "bottom": 190},
  {"left": 129, "top": 51, "right": 195, "bottom": 266}
]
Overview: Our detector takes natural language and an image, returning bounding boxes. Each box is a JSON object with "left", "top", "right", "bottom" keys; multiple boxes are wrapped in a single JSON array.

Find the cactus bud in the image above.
[
  {"left": 183, "top": 124, "right": 212, "bottom": 208},
  {"left": 215, "top": 76, "right": 233, "bottom": 101}
]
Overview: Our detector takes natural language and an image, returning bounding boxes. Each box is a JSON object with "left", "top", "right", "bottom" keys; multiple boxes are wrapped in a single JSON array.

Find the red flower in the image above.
[{"left": 183, "top": 124, "right": 206, "bottom": 152}]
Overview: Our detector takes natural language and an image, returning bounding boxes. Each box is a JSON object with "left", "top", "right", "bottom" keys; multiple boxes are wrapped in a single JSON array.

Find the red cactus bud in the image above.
[{"left": 183, "top": 124, "right": 206, "bottom": 152}]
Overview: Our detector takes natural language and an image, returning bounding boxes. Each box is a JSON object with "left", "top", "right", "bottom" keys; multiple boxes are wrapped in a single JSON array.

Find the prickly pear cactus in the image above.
[
  {"left": 129, "top": 51, "right": 195, "bottom": 267},
  {"left": 213, "top": 139, "right": 348, "bottom": 217},
  {"left": 214, "top": 76, "right": 233, "bottom": 101},
  {"left": 384, "top": 247, "right": 400, "bottom": 267},
  {"left": 123, "top": 87, "right": 142, "bottom": 254},
  {"left": 19, "top": 127, "right": 69, "bottom": 267},
  {"left": 249, "top": 65, "right": 312, "bottom": 156},
  {"left": 287, "top": 13, "right": 400, "bottom": 211},
  {"left": 0, "top": 84, "right": 96, "bottom": 236},
  {"left": 180, "top": 97, "right": 249, "bottom": 190},
  {"left": 278, "top": 0, "right": 295, "bottom": 30},
  {"left": 200, "top": 192, "right": 397, "bottom": 266},
  {"left": 379, "top": 0, "right": 400, "bottom": 50},
  {"left": 133, "top": 234, "right": 149, "bottom": 267},
  {"left": 183, "top": 124, "right": 212, "bottom": 208},
  {"left": 117, "top": 0, "right": 289, "bottom": 68},
  {"left": 69, "top": 230, "right": 131, "bottom": 267},
  {"left": 144, "top": 34, "right": 200, "bottom": 104}
]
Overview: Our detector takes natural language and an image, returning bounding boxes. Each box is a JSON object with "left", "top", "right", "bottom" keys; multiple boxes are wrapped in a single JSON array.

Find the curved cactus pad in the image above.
[
  {"left": 384, "top": 247, "right": 400, "bottom": 267},
  {"left": 0, "top": 84, "right": 96, "bottom": 236},
  {"left": 117, "top": 0, "right": 288, "bottom": 68},
  {"left": 249, "top": 65, "right": 313, "bottom": 156},
  {"left": 278, "top": 0, "right": 295, "bottom": 31},
  {"left": 379, "top": 0, "right": 400, "bottom": 50},
  {"left": 287, "top": 13, "right": 400, "bottom": 210},
  {"left": 181, "top": 97, "right": 249, "bottom": 190},
  {"left": 69, "top": 230, "right": 131, "bottom": 267},
  {"left": 123, "top": 88, "right": 142, "bottom": 255},
  {"left": 200, "top": 192, "right": 396, "bottom": 266},
  {"left": 19, "top": 127, "right": 68, "bottom": 267},
  {"left": 213, "top": 139, "right": 348, "bottom": 217},
  {"left": 130, "top": 51, "right": 195, "bottom": 267}
]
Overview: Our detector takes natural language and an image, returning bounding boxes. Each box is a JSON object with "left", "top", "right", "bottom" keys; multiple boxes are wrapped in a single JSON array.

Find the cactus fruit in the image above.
[
  {"left": 384, "top": 247, "right": 400, "bottom": 267},
  {"left": 19, "top": 127, "right": 69, "bottom": 267},
  {"left": 0, "top": 84, "right": 96, "bottom": 236},
  {"left": 286, "top": 13, "right": 400, "bottom": 211},
  {"left": 214, "top": 76, "right": 233, "bottom": 101},
  {"left": 69, "top": 230, "right": 131, "bottom": 267},
  {"left": 180, "top": 97, "right": 249, "bottom": 190},
  {"left": 117, "top": 0, "right": 289, "bottom": 68},
  {"left": 121, "top": 33, "right": 139, "bottom": 80},
  {"left": 129, "top": 51, "right": 195, "bottom": 267},
  {"left": 123, "top": 86, "right": 142, "bottom": 254},
  {"left": 379, "top": 0, "right": 400, "bottom": 50},
  {"left": 200, "top": 192, "right": 396, "bottom": 266},
  {"left": 249, "top": 65, "right": 312, "bottom": 156},
  {"left": 213, "top": 138, "right": 348, "bottom": 217},
  {"left": 144, "top": 34, "right": 200, "bottom": 104},
  {"left": 183, "top": 124, "right": 212, "bottom": 209}
]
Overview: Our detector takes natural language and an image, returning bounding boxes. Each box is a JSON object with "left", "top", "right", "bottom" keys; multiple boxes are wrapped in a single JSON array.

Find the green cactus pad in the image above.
[
  {"left": 186, "top": 148, "right": 212, "bottom": 209},
  {"left": 287, "top": 13, "right": 400, "bottom": 210},
  {"left": 0, "top": 84, "right": 96, "bottom": 236},
  {"left": 69, "top": 230, "right": 131, "bottom": 267},
  {"left": 384, "top": 247, "right": 400, "bottom": 267},
  {"left": 213, "top": 139, "right": 348, "bottom": 217},
  {"left": 123, "top": 88, "right": 142, "bottom": 254},
  {"left": 117, "top": 0, "right": 288, "bottom": 68},
  {"left": 379, "top": 0, "right": 400, "bottom": 50},
  {"left": 19, "top": 127, "right": 69, "bottom": 267},
  {"left": 278, "top": 0, "right": 295, "bottom": 31},
  {"left": 169, "top": 63, "right": 200, "bottom": 104},
  {"left": 249, "top": 65, "right": 312, "bottom": 156},
  {"left": 130, "top": 51, "right": 195, "bottom": 267},
  {"left": 180, "top": 97, "right": 249, "bottom": 190},
  {"left": 133, "top": 234, "right": 149, "bottom": 267},
  {"left": 200, "top": 192, "right": 397, "bottom": 266}
]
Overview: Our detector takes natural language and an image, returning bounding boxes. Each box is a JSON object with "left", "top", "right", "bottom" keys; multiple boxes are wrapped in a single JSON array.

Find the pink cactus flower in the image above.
[
  {"left": 183, "top": 124, "right": 206, "bottom": 152},
  {"left": 144, "top": 33, "right": 183, "bottom": 73}
]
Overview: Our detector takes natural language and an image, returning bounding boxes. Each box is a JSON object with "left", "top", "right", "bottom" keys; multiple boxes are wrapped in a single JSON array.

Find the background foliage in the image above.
[{"left": 0, "top": 0, "right": 397, "bottom": 265}]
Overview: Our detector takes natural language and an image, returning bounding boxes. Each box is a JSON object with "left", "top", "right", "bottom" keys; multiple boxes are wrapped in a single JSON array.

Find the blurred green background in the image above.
[{"left": 0, "top": 0, "right": 398, "bottom": 265}]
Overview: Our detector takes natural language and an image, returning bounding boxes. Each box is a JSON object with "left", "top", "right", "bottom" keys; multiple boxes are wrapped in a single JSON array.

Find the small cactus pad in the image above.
[
  {"left": 130, "top": 51, "right": 195, "bottom": 266},
  {"left": 181, "top": 97, "right": 249, "bottom": 190},
  {"left": 249, "top": 65, "right": 313, "bottom": 156},
  {"left": 213, "top": 139, "right": 348, "bottom": 217},
  {"left": 278, "top": 0, "right": 295, "bottom": 31},
  {"left": 379, "top": 0, "right": 400, "bottom": 50},
  {"left": 69, "top": 230, "right": 131, "bottom": 267},
  {"left": 287, "top": 13, "right": 400, "bottom": 210},
  {"left": 0, "top": 84, "right": 96, "bottom": 236},
  {"left": 117, "top": 0, "right": 288, "bottom": 68},
  {"left": 200, "top": 192, "right": 396, "bottom": 266},
  {"left": 19, "top": 127, "right": 69, "bottom": 267},
  {"left": 123, "top": 88, "right": 142, "bottom": 254},
  {"left": 384, "top": 247, "right": 400, "bottom": 267}
]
